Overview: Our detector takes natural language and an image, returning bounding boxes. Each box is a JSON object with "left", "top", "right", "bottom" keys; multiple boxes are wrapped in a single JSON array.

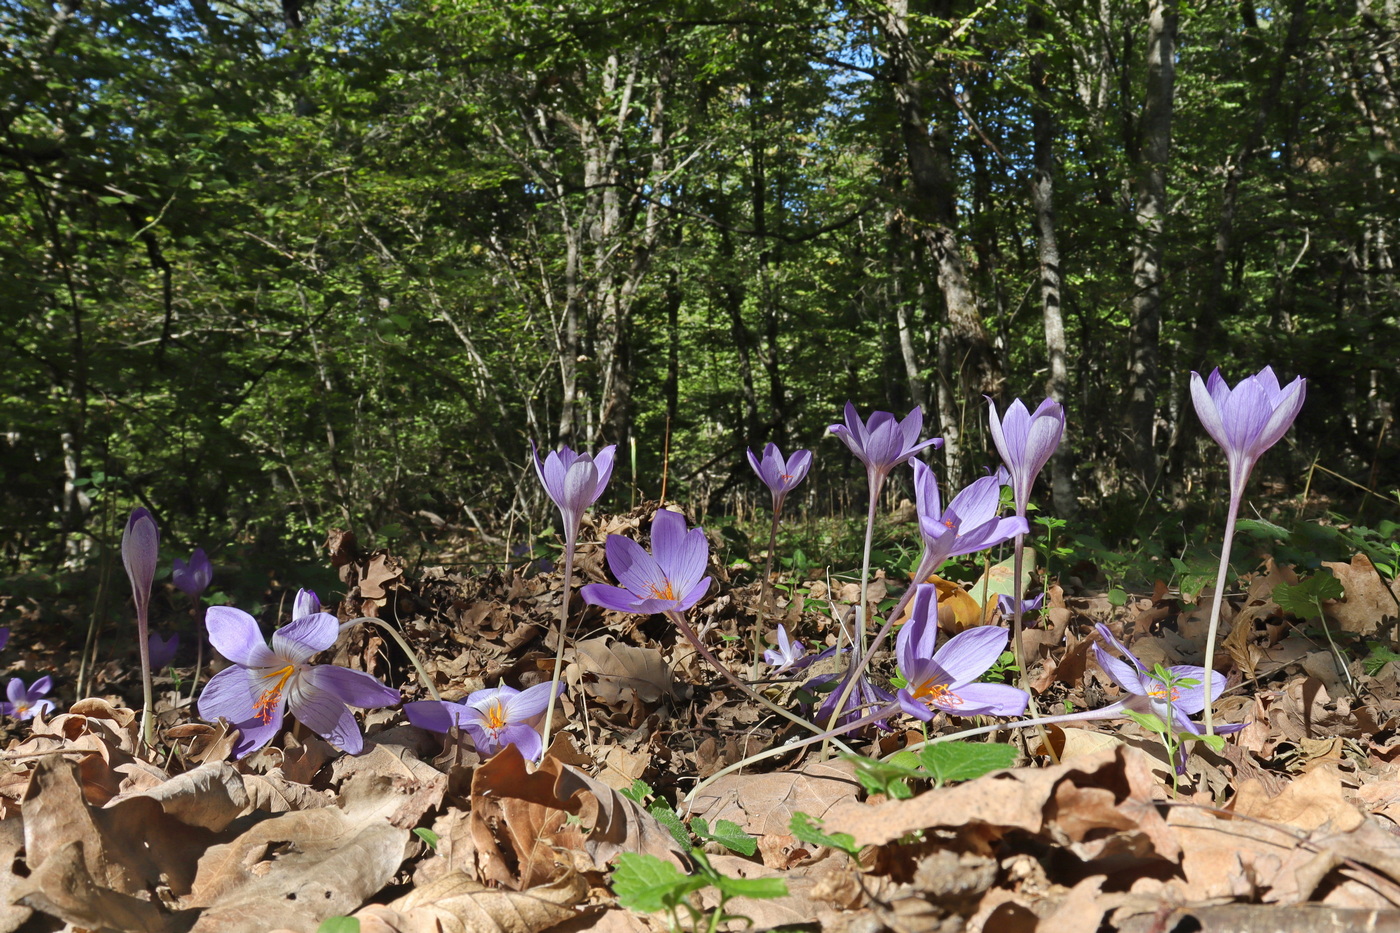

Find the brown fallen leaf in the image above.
[
  {"left": 353, "top": 869, "right": 586, "bottom": 933},
  {"left": 1323, "top": 553, "right": 1400, "bottom": 635}
]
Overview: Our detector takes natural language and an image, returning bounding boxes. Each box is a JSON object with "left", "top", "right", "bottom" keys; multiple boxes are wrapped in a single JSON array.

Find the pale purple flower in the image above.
[
  {"left": 1091, "top": 624, "right": 1231, "bottom": 737},
  {"left": 172, "top": 548, "right": 213, "bottom": 599},
  {"left": 1190, "top": 367, "right": 1305, "bottom": 497},
  {"left": 148, "top": 633, "right": 179, "bottom": 670},
  {"left": 581, "top": 509, "right": 711, "bottom": 614},
  {"left": 807, "top": 667, "right": 895, "bottom": 731},
  {"left": 293, "top": 588, "right": 322, "bottom": 621},
  {"left": 987, "top": 397, "right": 1065, "bottom": 517},
  {"left": 747, "top": 444, "right": 812, "bottom": 511},
  {"left": 896, "top": 585, "right": 1029, "bottom": 721},
  {"left": 997, "top": 592, "right": 1045, "bottom": 622},
  {"left": 198, "top": 604, "right": 400, "bottom": 758},
  {"left": 122, "top": 508, "right": 160, "bottom": 624},
  {"left": 533, "top": 442, "right": 616, "bottom": 547},
  {"left": 404, "top": 682, "right": 563, "bottom": 762},
  {"left": 2, "top": 676, "right": 54, "bottom": 721},
  {"left": 828, "top": 403, "right": 941, "bottom": 483},
  {"left": 763, "top": 624, "right": 808, "bottom": 672},
  {"left": 913, "top": 460, "right": 1028, "bottom": 573}
]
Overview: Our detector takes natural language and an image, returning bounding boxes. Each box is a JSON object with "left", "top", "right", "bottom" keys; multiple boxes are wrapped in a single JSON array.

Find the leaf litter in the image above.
[{"left": 4, "top": 506, "right": 1400, "bottom": 931}]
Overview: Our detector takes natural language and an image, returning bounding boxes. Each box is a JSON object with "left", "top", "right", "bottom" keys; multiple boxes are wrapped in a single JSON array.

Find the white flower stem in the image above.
[
  {"left": 540, "top": 539, "right": 576, "bottom": 750},
  {"left": 1201, "top": 485, "right": 1242, "bottom": 735},
  {"left": 137, "top": 607, "right": 155, "bottom": 750},
  {"left": 752, "top": 504, "right": 782, "bottom": 679}
]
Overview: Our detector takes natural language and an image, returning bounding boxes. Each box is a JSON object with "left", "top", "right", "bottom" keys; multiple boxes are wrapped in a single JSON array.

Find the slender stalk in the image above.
[
  {"left": 185, "top": 603, "right": 205, "bottom": 705},
  {"left": 540, "top": 540, "right": 576, "bottom": 749},
  {"left": 1010, "top": 531, "right": 1059, "bottom": 764},
  {"left": 137, "top": 608, "right": 154, "bottom": 749},
  {"left": 341, "top": 617, "right": 441, "bottom": 701},
  {"left": 751, "top": 506, "right": 782, "bottom": 679},
  {"left": 665, "top": 609, "right": 843, "bottom": 743},
  {"left": 1200, "top": 485, "right": 1242, "bottom": 735},
  {"left": 821, "top": 475, "right": 882, "bottom": 739}
]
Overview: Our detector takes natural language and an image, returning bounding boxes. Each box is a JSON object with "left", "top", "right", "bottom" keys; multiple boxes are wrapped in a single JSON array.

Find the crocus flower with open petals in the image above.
[
  {"left": 2, "top": 676, "right": 54, "bottom": 721},
  {"left": 173, "top": 548, "right": 213, "bottom": 599},
  {"left": 997, "top": 592, "right": 1045, "bottom": 622},
  {"left": 747, "top": 444, "right": 812, "bottom": 511},
  {"left": 405, "top": 681, "right": 563, "bottom": 762},
  {"left": 1091, "top": 624, "right": 1232, "bottom": 737},
  {"left": 913, "top": 461, "right": 1028, "bottom": 574},
  {"left": 533, "top": 442, "right": 616, "bottom": 547},
  {"left": 1190, "top": 367, "right": 1305, "bottom": 497},
  {"left": 987, "top": 397, "right": 1065, "bottom": 517},
  {"left": 896, "top": 585, "right": 1029, "bottom": 721},
  {"left": 581, "top": 509, "right": 711, "bottom": 614},
  {"left": 148, "top": 633, "right": 179, "bottom": 670},
  {"left": 198, "top": 602, "right": 400, "bottom": 758},
  {"left": 829, "top": 403, "right": 940, "bottom": 483}
]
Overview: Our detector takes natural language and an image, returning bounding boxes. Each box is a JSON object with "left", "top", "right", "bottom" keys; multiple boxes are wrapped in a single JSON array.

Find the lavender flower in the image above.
[
  {"left": 828, "top": 402, "right": 940, "bottom": 484},
  {"left": 1190, "top": 366, "right": 1306, "bottom": 497},
  {"left": 405, "top": 681, "right": 563, "bottom": 762},
  {"left": 2, "top": 676, "right": 53, "bottom": 721},
  {"left": 747, "top": 443, "right": 812, "bottom": 511},
  {"left": 533, "top": 442, "right": 616, "bottom": 547},
  {"left": 581, "top": 509, "right": 712, "bottom": 615},
  {"left": 123, "top": 507, "right": 160, "bottom": 745},
  {"left": 148, "top": 633, "right": 179, "bottom": 670},
  {"left": 895, "top": 585, "right": 1029, "bottom": 721},
  {"left": 912, "top": 461, "right": 1028, "bottom": 574},
  {"left": 1091, "top": 624, "right": 1230, "bottom": 737},
  {"left": 172, "top": 548, "right": 213, "bottom": 599},
  {"left": 987, "top": 398, "right": 1065, "bottom": 517},
  {"left": 807, "top": 667, "right": 896, "bottom": 731},
  {"left": 997, "top": 592, "right": 1045, "bottom": 622},
  {"left": 197, "top": 601, "right": 400, "bottom": 758}
]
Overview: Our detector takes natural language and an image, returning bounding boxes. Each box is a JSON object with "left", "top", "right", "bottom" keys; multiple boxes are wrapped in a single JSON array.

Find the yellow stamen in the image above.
[
  {"left": 254, "top": 664, "right": 296, "bottom": 724},
  {"left": 643, "top": 579, "right": 676, "bottom": 601},
  {"left": 913, "top": 681, "right": 963, "bottom": 707},
  {"left": 1149, "top": 684, "right": 1181, "bottom": 703},
  {"left": 483, "top": 700, "right": 507, "bottom": 731}
]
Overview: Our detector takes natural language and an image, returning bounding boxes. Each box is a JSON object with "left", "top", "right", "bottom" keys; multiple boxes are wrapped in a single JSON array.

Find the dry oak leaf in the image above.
[
  {"left": 1322, "top": 553, "right": 1400, "bottom": 636},
  {"left": 569, "top": 636, "right": 676, "bottom": 707},
  {"left": 467, "top": 743, "right": 686, "bottom": 890},
  {"left": 821, "top": 745, "right": 1175, "bottom": 860},
  {"left": 684, "top": 758, "right": 860, "bottom": 837},
  {"left": 353, "top": 869, "right": 586, "bottom": 933}
]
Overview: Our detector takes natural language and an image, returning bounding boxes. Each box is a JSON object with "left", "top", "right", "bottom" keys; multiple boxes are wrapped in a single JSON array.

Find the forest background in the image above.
[{"left": 2, "top": 0, "right": 1396, "bottom": 585}]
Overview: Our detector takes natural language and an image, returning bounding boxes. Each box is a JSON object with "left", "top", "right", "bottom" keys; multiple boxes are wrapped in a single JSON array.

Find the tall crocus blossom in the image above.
[
  {"left": 1091, "top": 624, "right": 1226, "bottom": 736},
  {"left": 911, "top": 462, "right": 1027, "bottom": 578},
  {"left": 895, "top": 585, "right": 1029, "bottom": 721},
  {"left": 1191, "top": 366, "right": 1305, "bottom": 732},
  {"left": 172, "top": 548, "right": 213, "bottom": 599},
  {"left": 747, "top": 443, "right": 813, "bottom": 673},
  {"left": 2, "top": 676, "right": 54, "bottom": 721},
  {"left": 197, "top": 601, "right": 400, "bottom": 758},
  {"left": 828, "top": 403, "right": 943, "bottom": 672},
  {"left": 533, "top": 441, "right": 616, "bottom": 749},
  {"left": 405, "top": 682, "right": 563, "bottom": 762},
  {"left": 581, "top": 509, "right": 712, "bottom": 615},
  {"left": 122, "top": 507, "right": 160, "bottom": 747}
]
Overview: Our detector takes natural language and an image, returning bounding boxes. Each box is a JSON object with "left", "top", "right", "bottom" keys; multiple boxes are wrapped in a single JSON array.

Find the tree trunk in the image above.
[{"left": 1125, "top": 0, "right": 1177, "bottom": 488}]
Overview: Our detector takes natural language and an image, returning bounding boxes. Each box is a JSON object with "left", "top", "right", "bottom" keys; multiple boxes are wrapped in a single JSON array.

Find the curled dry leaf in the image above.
[
  {"left": 353, "top": 868, "right": 586, "bottom": 933},
  {"left": 569, "top": 636, "right": 677, "bottom": 707}
]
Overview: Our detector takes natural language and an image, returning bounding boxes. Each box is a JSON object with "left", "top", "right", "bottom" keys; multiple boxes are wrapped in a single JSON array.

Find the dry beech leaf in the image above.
[
  {"left": 1322, "top": 553, "right": 1400, "bottom": 635},
  {"left": 570, "top": 636, "right": 675, "bottom": 706},
  {"left": 684, "top": 758, "right": 860, "bottom": 837},
  {"left": 353, "top": 869, "right": 586, "bottom": 933},
  {"left": 14, "top": 839, "right": 194, "bottom": 933},
  {"left": 241, "top": 770, "right": 333, "bottom": 814}
]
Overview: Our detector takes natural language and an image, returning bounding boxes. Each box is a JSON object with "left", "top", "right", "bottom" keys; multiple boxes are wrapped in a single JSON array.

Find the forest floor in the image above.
[{"left": 2, "top": 502, "right": 1400, "bottom": 932}]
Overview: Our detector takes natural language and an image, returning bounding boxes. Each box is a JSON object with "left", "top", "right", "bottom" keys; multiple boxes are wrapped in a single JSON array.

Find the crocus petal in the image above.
[
  {"left": 938, "top": 682, "right": 1029, "bottom": 717},
  {"left": 591, "top": 446, "right": 617, "bottom": 494},
  {"left": 5, "top": 678, "right": 25, "bottom": 706},
  {"left": 1161, "top": 664, "right": 1222, "bottom": 714},
  {"left": 206, "top": 607, "right": 280, "bottom": 669},
  {"left": 404, "top": 699, "right": 474, "bottom": 734},
  {"left": 898, "top": 689, "right": 937, "bottom": 722},
  {"left": 496, "top": 723, "right": 543, "bottom": 762},
  {"left": 1092, "top": 644, "right": 1151, "bottom": 697},
  {"left": 560, "top": 459, "right": 599, "bottom": 522},
  {"left": 580, "top": 582, "right": 648, "bottom": 614},
  {"left": 293, "top": 589, "right": 321, "bottom": 621},
  {"left": 671, "top": 576, "right": 712, "bottom": 612},
  {"left": 933, "top": 625, "right": 1011, "bottom": 685},
  {"left": 122, "top": 508, "right": 160, "bottom": 617},
  {"left": 1254, "top": 376, "right": 1306, "bottom": 453},
  {"left": 502, "top": 680, "right": 561, "bottom": 726},
  {"left": 1190, "top": 372, "right": 1230, "bottom": 451},
  {"left": 28, "top": 675, "right": 52, "bottom": 698},
  {"left": 302, "top": 663, "right": 400, "bottom": 709},
  {"left": 273, "top": 611, "right": 340, "bottom": 660},
  {"left": 897, "top": 586, "right": 942, "bottom": 678},
  {"left": 288, "top": 671, "right": 364, "bottom": 754},
  {"left": 602, "top": 535, "right": 667, "bottom": 598},
  {"left": 1093, "top": 624, "right": 1149, "bottom": 675},
  {"left": 198, "top": 665, "right": 283, "bottom": 758},
  {"left": 28, "top": 699, "right": 54, "bottom": 719}
]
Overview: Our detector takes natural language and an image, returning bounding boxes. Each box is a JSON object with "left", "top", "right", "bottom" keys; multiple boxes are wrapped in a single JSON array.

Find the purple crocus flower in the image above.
[
  {"left": 828, "top": 402, "right": 941, "bottom": 483},
  {"left": 404, "top": 681, "right": 563, "bottom": 762},
  {"left": 912, "top": 461, "right": 1028, "bottom": 573},
  {"left": 172, "top": 548, "right": 213, "bottom": 599},
  {"left": 1090, "top": 624, "right": 1231, "bottom": 737},
  {"left": 1190, "top": 367, "right": 1306, "bottom": 496},
  {"left": 533, "top": 442, "right": 616, "bottom": 547},
  {"left": 148, "top": 632, "right": 179, "bottom": 670},
  {"left": 122, "top": 508, "right": 160, "bottom": 625},
  {"left": 807, "top": 667, "right": 896, "bottom": 731},
  {"left": 2, "top": 676, "right": 54, "bottom": 721},
  {"left": 763, "top": 624, "right": 809, "bottom": 672},
  {"left": 997, "top": 592, "right": 1045, "bottom": 622},
  {"left": 987, "top": 397, "right": 1065, "bottom": 517},
  {"left": 747, "top": 444, "right": 812, "bottom": 511},
  {"left": 581, "top": 509, "right": 712, "bottom": 615},
  {"left": 197, "top": 602, "right": 400, "bottom": 758},
  {"left": 895, "top": 585, "right": 1029, "bottom": 721}
]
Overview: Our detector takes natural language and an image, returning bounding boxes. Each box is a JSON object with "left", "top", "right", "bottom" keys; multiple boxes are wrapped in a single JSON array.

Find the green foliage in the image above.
[
  {"left": 315, "top": 919, "right": 359, "bottom": 933},
  {"left": 613, "top": 850, "right": 786, "bottom": 932},
  {"left": 788, "top": 812, "right": 861, "bottom": 859},
  {"left": 847, "top": 740, "right": 1018, "bottom": 798},
  {"left": 622, "top": 782, "right": 758, "bottom": 856},
  {"left": 1274, "top": 572, "right": 1346, "bottom": 619}
]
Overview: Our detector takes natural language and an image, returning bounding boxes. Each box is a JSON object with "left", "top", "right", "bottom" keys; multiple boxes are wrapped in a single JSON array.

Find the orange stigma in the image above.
[
  {"left": 1148, "top": 684, "right": 1181, "bottom": 703},
  {"left": 254, "top": 664, "right": 296, "bottom": 724},
  {"left": 913, "top": 681, "right": 963, "bottom": 706},
  {"left": 483, "top": 700, "right": 508, "bottom": 732},
  {"left": 643, "top": 579, "right": 676, "bottom": 601}
]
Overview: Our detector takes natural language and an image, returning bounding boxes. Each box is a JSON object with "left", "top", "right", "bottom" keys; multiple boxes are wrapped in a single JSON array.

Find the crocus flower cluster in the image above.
[
  {"left": 198, "top": 589, "right": 400, "bottom": 758},
  {"left": 405, "top": 681, "right": 563, "bottom": 762},
  {"left": 582, "top": 509, "right": 712, "bottom": 615},
  {"left": 2, "top": 676, "right": 53, "bottom": 721},
  {"left": 895, "top": 585, "right": 1029, "bottom": 721}
]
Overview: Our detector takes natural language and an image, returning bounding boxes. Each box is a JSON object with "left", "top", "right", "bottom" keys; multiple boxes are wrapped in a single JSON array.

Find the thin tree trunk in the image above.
[{"left": 1126, "top": 0, "right": 1177, "bottom": 487}]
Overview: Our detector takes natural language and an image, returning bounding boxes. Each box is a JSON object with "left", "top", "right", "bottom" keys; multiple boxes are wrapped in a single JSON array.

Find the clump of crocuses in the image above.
[{"left": 197, "top": 589, "right": 400, "bottom": 758}]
